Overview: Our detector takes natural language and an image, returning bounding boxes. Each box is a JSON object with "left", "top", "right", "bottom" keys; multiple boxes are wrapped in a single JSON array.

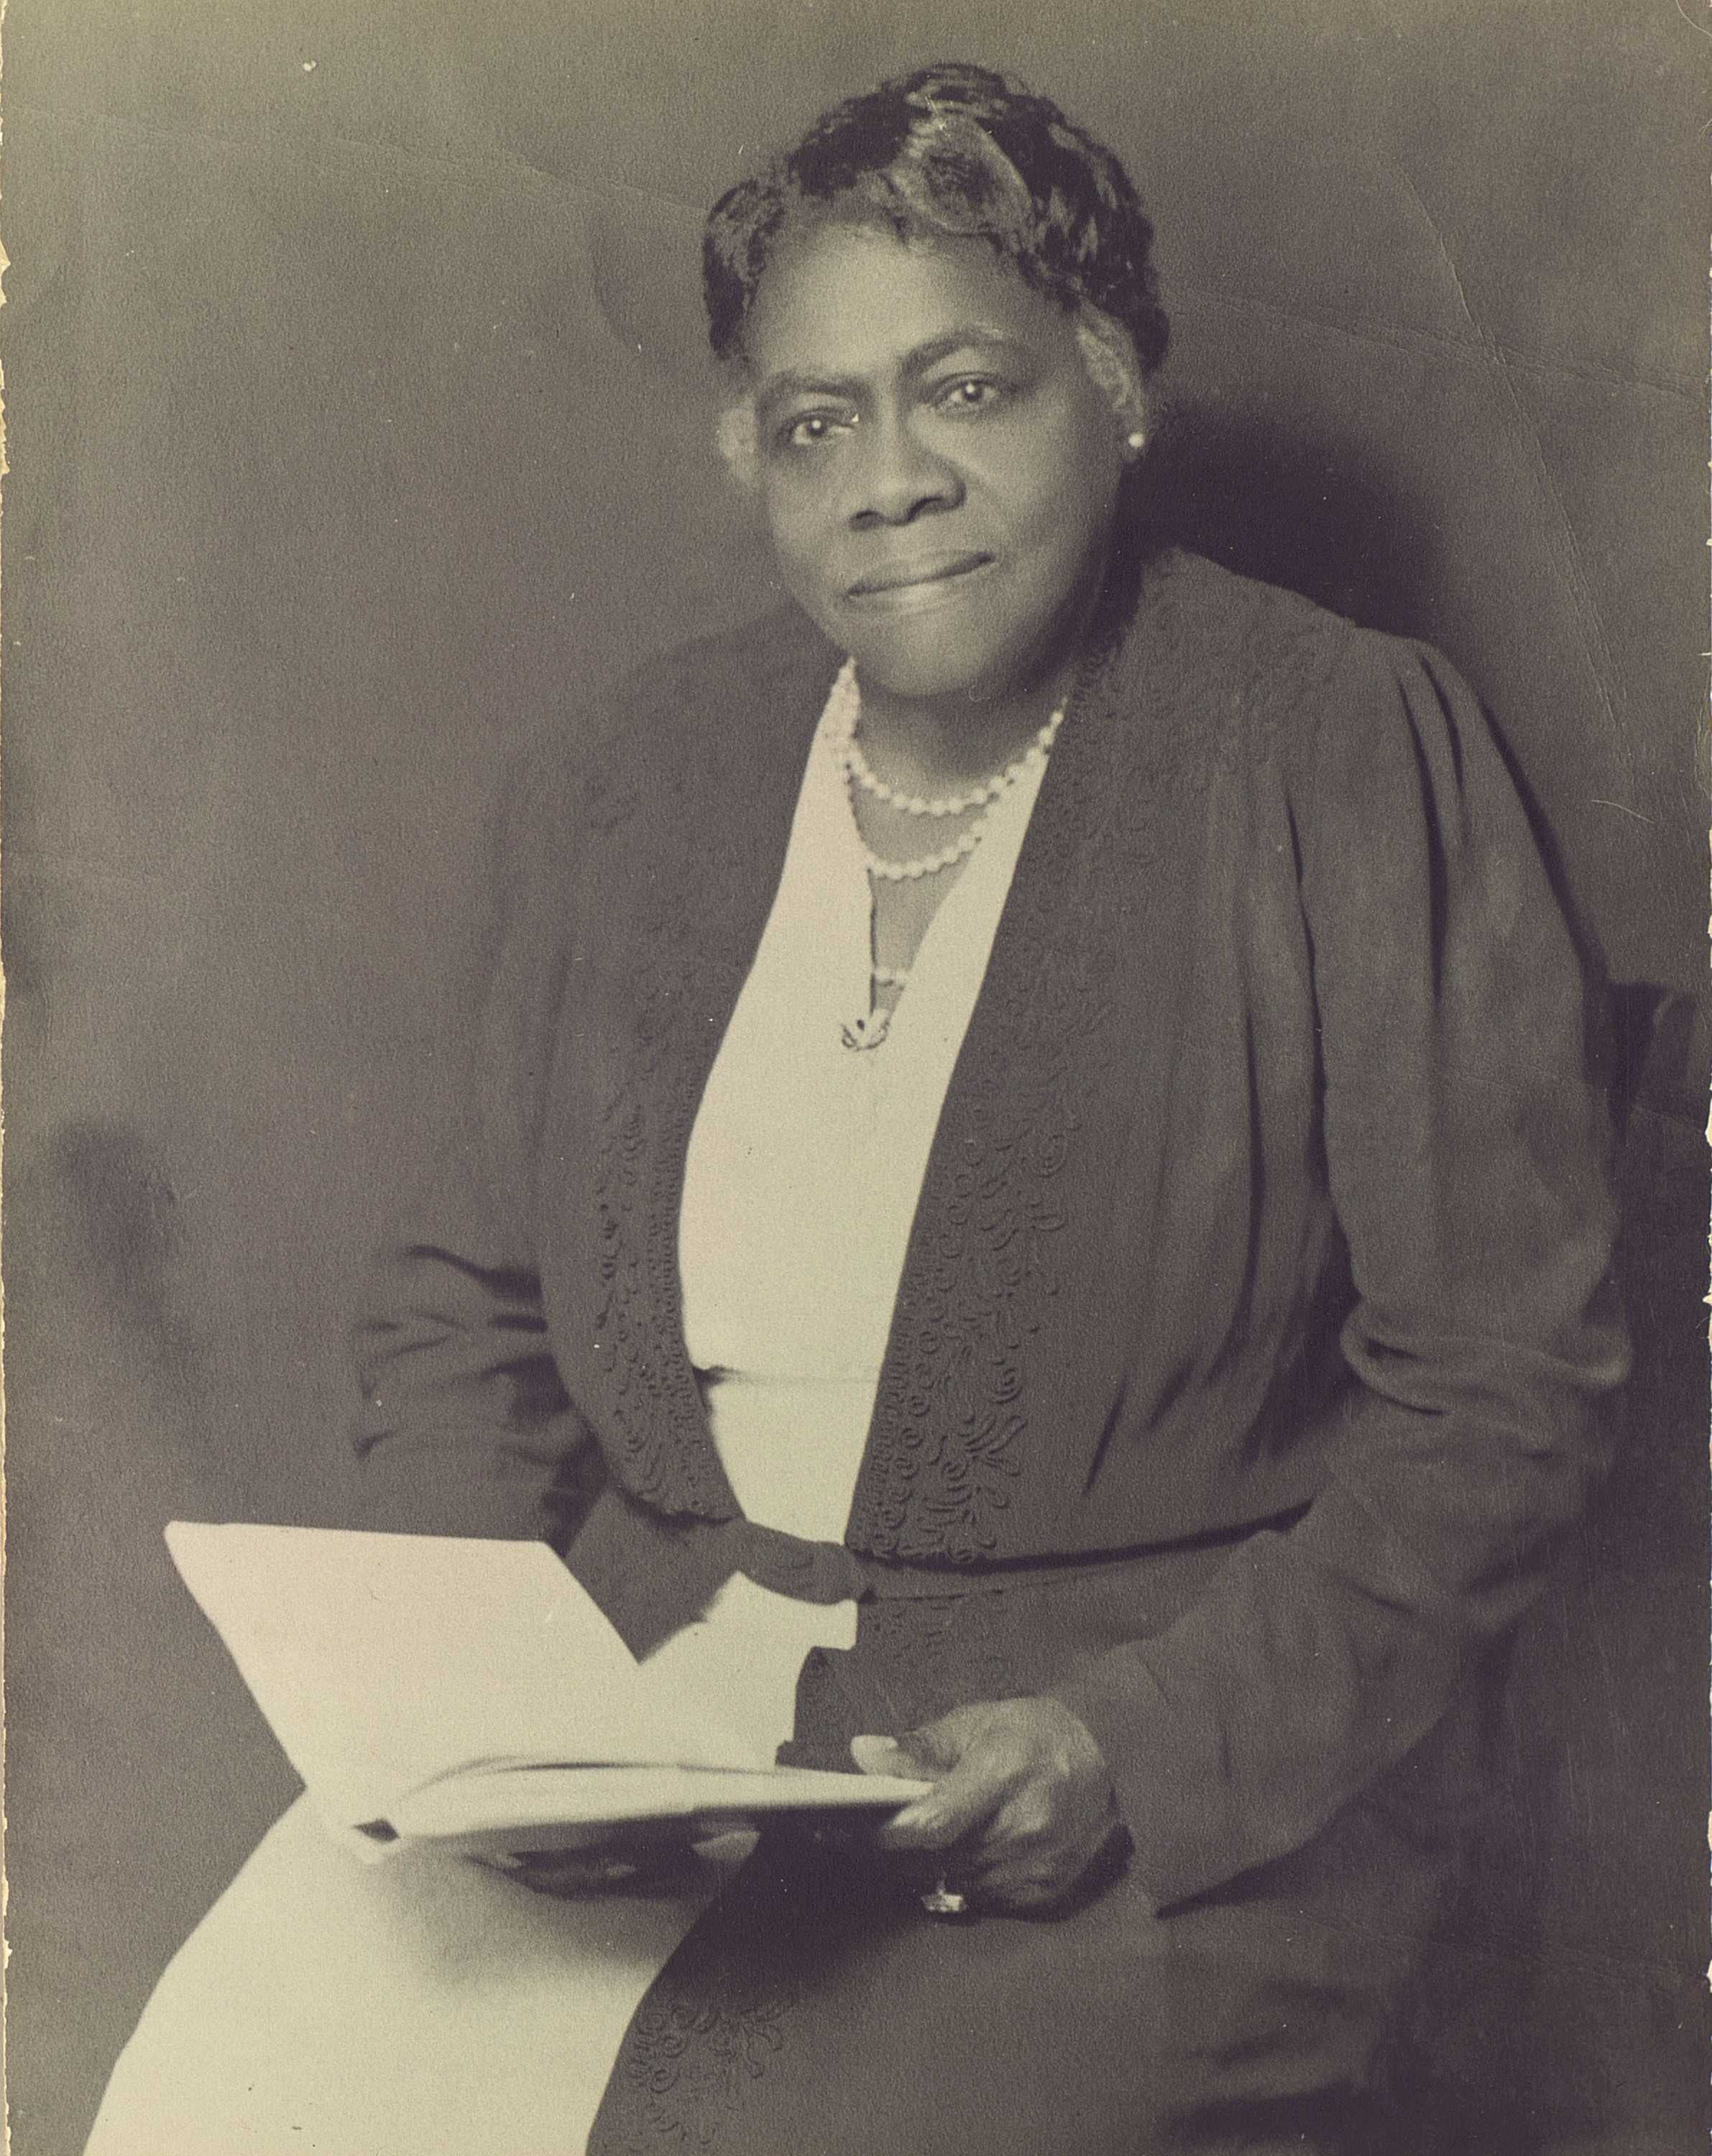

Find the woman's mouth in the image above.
[{"left": 845, "top": 553, "right": 996, "bottom": 609}]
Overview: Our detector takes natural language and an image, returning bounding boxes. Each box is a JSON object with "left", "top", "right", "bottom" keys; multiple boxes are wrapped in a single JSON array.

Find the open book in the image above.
[{"left": 167, "top": 1521, "right": 928, "bottom": 1862}]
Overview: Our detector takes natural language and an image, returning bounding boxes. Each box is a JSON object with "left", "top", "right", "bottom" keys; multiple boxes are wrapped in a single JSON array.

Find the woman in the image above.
[{"left": 90, "top": 62, "right": 1625, "bottom": 2155}]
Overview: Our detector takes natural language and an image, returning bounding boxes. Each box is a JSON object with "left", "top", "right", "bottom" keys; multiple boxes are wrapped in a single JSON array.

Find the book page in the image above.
[
  {"left": 632, "top": 1571, "right": 860, "bottom": 1763},
  {"left": 394, "top": 1761, "right": 930, "bottom": 1849},
  {"left": 165, "top": 1524, "right": 772, "bottom": 1827}
]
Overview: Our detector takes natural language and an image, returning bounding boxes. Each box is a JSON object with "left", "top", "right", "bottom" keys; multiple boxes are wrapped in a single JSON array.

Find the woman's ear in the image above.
[
  {"left": 1074, "top": 311, "right": 1148, "bottom": 461},
  {"left": 715, "top": 398, "right": 761, "bottom": 490}
]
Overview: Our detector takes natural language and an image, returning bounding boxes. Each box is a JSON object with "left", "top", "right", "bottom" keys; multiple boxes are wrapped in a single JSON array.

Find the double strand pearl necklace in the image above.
[
  {"left": 829, "top": 660, "right": 1068, "bottom": 1051},
  {"left": 827, "top": 659, "right": 1067, "bottom": 885}
]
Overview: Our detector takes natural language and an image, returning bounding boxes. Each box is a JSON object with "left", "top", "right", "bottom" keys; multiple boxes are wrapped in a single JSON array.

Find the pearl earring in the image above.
[{"left": 1125, "top": 429, "right": 1146, "bottom": 453}]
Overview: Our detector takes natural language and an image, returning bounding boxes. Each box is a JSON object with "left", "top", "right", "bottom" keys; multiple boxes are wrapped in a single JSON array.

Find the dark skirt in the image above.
[{"left": 570, "top": 1501, "right": 1471, "bottom": 2156}]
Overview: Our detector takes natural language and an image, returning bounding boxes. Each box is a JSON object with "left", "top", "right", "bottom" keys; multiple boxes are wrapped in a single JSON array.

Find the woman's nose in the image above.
[{"left": 847, "top": 414, "right": 962, "bottom": 528}]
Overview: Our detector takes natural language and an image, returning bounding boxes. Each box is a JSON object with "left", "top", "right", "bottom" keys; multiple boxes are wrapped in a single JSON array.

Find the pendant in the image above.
[{"left": 841, "top": 1010, "right": 893, "bottom": 1051}]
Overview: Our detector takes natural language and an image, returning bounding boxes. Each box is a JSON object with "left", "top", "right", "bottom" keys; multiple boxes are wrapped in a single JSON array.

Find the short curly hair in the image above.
[{"left": 702, "top": 62, "right": 1169, "bottom": 384}]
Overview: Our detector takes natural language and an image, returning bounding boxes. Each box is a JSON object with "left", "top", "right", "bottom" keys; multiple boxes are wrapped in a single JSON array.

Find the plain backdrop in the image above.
[{"left": 5, "top": 4, "right": 1706, "bottom": 2150}]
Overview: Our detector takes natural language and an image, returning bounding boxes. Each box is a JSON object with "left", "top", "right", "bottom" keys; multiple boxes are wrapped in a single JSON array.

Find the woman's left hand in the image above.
[
  {"left": 474, "top": 1825, "right": 703, "bottom": 1898},
  {"left": 852, "top": 1697, "right": 1124, "bottom": 1913}
]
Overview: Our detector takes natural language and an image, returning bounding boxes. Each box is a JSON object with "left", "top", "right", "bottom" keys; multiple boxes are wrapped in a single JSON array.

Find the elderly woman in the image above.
[{"left": 90, "top": 61, "right": 1624, "bottom": 2156}]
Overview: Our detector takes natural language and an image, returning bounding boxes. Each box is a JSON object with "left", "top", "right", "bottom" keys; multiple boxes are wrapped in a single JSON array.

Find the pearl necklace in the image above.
[
  {"left": 827, "top": 659, "right": 1067, "bottom": 883},
  {"left": 845, "top": 717, "right": 1063, "bottom": 818}
]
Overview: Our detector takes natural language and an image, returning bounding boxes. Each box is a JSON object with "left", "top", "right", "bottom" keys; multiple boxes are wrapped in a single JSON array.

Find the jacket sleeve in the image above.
[
  {"left": 1056, "top": 632, "right": 1629, "bottom": 1911},
  {"left": 348, "top": 725, "right": 604, "bottom": 1548}
]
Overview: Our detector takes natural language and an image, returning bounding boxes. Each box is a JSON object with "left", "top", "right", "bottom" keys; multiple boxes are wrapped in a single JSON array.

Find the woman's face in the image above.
[{"left": 743, "top": 222, "right": 1127, "bottom": 709}]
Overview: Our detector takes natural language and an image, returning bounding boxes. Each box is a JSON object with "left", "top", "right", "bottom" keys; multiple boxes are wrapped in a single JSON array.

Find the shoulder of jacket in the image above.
[
  {"left": 586, "top": 604, "right": 837, "bottom": 750},
  {"left": 503, "top": 604, "right": 838, "bottom": 833},
  {"left": 1115, "top": 550, "right": 1422, "bottom": 773},
  {"left": 1131, "top": 550, "right": 1366, "bottom": 676}
]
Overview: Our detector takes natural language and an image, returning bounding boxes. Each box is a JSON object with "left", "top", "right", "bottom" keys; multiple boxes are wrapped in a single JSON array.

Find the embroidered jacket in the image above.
[{"left": 353, "top": 550, "right": 1626, "bottom": 1909}]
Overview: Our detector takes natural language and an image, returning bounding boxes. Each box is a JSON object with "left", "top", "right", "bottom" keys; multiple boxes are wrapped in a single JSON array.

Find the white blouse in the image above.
[{"left": 678, "top": 692, "right": 1049, "bottom": 1546}]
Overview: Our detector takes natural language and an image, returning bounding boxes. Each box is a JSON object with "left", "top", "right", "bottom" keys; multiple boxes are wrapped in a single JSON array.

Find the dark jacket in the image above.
[{"left": 353, "top": 548, "right": 1626, "bottom": 1914}]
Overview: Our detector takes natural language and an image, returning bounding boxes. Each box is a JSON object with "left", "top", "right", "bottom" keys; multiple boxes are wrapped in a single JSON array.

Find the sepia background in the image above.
[{"left": 5, "top": 2, "right": 1706, "bottom": 2149}]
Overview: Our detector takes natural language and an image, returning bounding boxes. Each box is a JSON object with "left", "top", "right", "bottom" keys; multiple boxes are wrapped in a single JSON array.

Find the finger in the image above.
[
  {"left": 890, "top": 1720, "right": 967, "bottom": 1775},
  {"left": 856, "top": 1719, "right": 972, "bottom": 1847},
  {"left": 877, "top": 1810, "right": 964, "bottom": 1853},
  {"left": 972, "top": 1869, "right": 1065, "bottom": 1914},
  {"left": 850, "top": 1733, "right": 929, "bottom": 1782},
  {"left": 878, "top": 1794, "right": 970, "bottom": 1850},
  {"left": 965, "top": 1816, "right": 1126, "bottom": 1909},
  {"left": 498, "top": 1828, "right": 698, "bottom": 1895},
  {"left": 879, "top": 1760, "right": 1008, "bottom": 1851},
  {"left": 975, "top": 1778, "right": 1121, "bottom": 1856},
  {"left": 974, "top": 1786, "right": 1056, "bottom": 1853}
]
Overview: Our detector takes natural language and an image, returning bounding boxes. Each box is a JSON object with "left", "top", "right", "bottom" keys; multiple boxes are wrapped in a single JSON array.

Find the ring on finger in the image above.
[{"left": 920, "top": 1874, "right": 975, "bottom": 1919}]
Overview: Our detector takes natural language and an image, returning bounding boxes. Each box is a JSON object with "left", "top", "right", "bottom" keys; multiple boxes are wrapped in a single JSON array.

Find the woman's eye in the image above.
[
  {"left": 781, "top": 411, "right": 851, "bottom": 451},
  {"left": 935, "top": 377, "right": 1005, "bottom": 415}
]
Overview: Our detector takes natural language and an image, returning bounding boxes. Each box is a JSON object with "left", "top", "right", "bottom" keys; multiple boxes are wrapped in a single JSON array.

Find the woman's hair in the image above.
[{"left": 702, "top": 62, "right": 1169, "bottom": 392}]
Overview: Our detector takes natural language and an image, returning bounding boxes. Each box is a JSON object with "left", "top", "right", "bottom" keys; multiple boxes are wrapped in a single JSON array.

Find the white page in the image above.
[
  {"left": 633, "top": 1571, "right": 860, "bottom": 1763},
  {"left": 166, "top": 1524, "right": 771, "bottom": 1828},
  {"left": 394, "top": 1762, "right": 931, "bottom": 1847}
]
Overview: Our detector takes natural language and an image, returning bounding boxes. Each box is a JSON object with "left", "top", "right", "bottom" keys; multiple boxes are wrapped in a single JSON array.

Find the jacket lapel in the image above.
[
  {"left": 845, "top": 558, "right": 1200, "bottom": 1560},
  {"left": 567, "top": 614, "right": 843, "bottom": 1519}
]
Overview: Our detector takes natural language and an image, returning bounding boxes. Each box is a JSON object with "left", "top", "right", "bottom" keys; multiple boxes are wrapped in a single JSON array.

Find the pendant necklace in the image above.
[{"left": 824, "top": 660, "right": 1067, "bottom": 1049}]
